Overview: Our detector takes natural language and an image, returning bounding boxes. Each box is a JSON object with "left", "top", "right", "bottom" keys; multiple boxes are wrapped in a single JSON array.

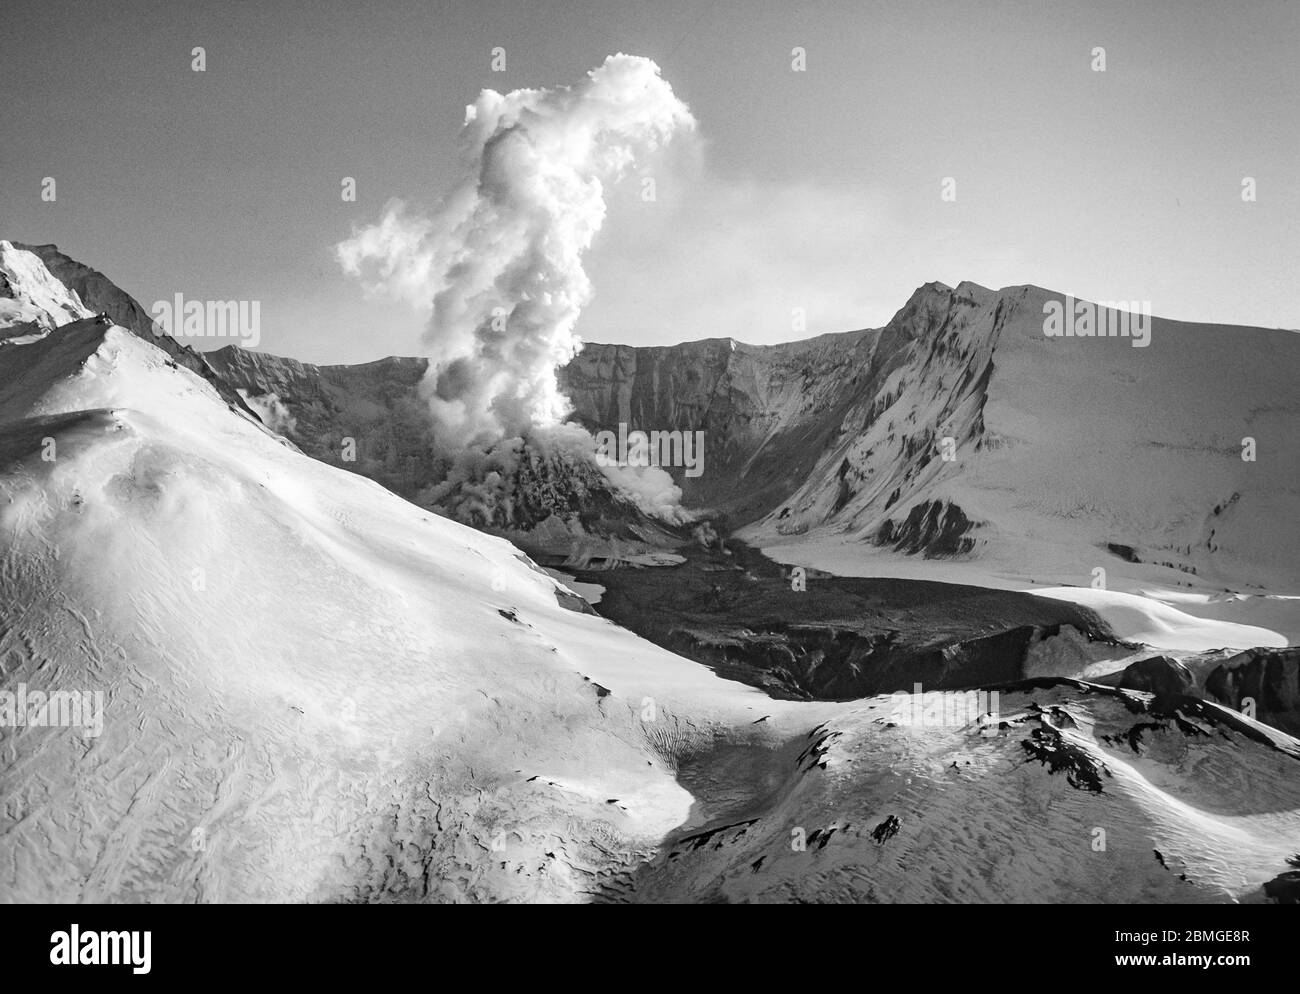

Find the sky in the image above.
[{"left": 2, "top": 0, "right": 1297, "bottom": 364}]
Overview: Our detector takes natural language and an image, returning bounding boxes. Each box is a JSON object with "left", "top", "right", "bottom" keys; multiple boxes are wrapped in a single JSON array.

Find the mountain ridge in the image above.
[
  {"left": 9, "top": 238, "right": 1299, "bottom": 636},
  {"left": 4, "top": 238, "right": 1300, "bottom": 903}
]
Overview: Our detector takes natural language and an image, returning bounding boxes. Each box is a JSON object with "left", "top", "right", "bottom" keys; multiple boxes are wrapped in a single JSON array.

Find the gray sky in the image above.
[{"left": 2, "top": 0, "right": 1296, "bottom": 363}]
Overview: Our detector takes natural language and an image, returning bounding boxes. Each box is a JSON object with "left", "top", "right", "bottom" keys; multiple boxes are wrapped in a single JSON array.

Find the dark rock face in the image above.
[
  {"left": 560, "top": 282, "right": 1002, "bottom": 539},
  {"left": 557, "top": 329, "right": 879, "bottom": 523},
  {"left": 1106, "top": 648, "right": 1300, "bottom": 739},
  {"left": 875, "top": 499, "right": 976, "bottom": 557},
  {"left": 1021, "top": 723, "right": 1110, "bottom": 792},
  {"left": 208, "top": 345, "right": 439, "bottom": 500},
  {"left": 1106, "top": 542, "right": 1141, "bottom": 563},
  {"left": 1204, "top": 648, "right": 1300, "bottom": 736},
  {"left": 1120, "top": 655, "right": 1196, "bottom": 697},
  {"left": 1264, "top": 870, "right": 1300, "bottom": 904},
  {"left": 667, "top": 619, "right": 1074, "bottom": 701},
  {"left": 574, "top": 541, "right": 1120, "bottom": 701}
]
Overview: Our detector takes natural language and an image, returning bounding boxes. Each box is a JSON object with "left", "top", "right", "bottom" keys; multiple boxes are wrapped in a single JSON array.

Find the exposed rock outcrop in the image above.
[
  {"left": 573, "top": 541, "right": 1122, "bottom": 701},
  {"left": 1204, "top": 647, "right": 1300, "bottom": 736},
  {"left": 1119, "top": 655, "right": 1197, "bottom": 697},
  {"left": 209, "top": 345, "right": 438, "bottom": 498},
  {"left": 557, "top": 329, "right": 879, "bottom": 521}
]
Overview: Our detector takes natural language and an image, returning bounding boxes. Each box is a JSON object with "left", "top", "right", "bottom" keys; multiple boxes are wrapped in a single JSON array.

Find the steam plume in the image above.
[{"left": 338, "top": 54, "right": 694, "bottom": 448}]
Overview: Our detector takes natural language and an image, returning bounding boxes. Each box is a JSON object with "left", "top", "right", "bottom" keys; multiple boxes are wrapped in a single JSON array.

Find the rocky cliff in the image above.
[{"left": 556, "top": 328, "right": 879, "bottom": 522}]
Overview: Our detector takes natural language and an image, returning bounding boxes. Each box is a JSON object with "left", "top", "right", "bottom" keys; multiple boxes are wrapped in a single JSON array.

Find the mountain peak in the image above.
[
  {"left": 3, "top": 238, "right": 259, "bottom": 419},
  {"left": 0, "top": 240, "right": 94, "bottom": 335},
  {"left": 5, "top": 239, "right": 1300, "bottom": 905},
  {"left": 905, "top": 279, "right": 997, "bottom": 304}
]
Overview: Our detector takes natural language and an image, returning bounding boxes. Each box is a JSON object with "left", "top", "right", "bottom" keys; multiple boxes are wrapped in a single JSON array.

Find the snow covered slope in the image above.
[
  {"left": 205, "top": 271, "right": 1300, "bottom": 650},
  {"left": 13, "top": 242, "right": 259, "bottom": 418},
  {"left": 4, "top": 242, "right": 1298, "bottom": 904},
  {"left": 744, "top": 282, "right": 1300, "bottom": 646},
  {"left": 633, "top": 680, "right": 1300, "bottom": 904},
  {"left": 0, "top": 241, "right": 774, "bottom": 901},
  {"left": 0, "top": 243, "right": 90, "bottom": 338},
  {"left": 216, "top": 279, "right": 1300, "bottom": 645}
]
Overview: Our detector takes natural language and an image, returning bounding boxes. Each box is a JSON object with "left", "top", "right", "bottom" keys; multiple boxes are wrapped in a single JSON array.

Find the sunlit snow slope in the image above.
[
  {"left": 748, "top": 282, "right": 1300, "bottom": 647},
  {"left": 0, "top": 242, "right": 773, "bottom": 901},
  {"left": 203, "top": 273, "right": 1300, "bottom": 648},
  {"left": 2, "top": 243, "right": 1298, "bottom": 904}
]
